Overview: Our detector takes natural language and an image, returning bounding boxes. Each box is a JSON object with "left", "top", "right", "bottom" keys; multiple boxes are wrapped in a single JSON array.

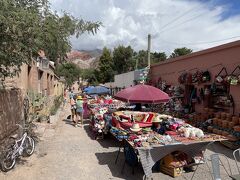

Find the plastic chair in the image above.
[{"left": 231, "top": 148, "right": 240, "bottom": 180}]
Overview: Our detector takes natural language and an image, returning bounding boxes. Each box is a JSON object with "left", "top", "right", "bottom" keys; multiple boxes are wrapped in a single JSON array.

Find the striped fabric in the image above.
[{"left": 137, "top": 142, "right": 210, "bottom": 178}]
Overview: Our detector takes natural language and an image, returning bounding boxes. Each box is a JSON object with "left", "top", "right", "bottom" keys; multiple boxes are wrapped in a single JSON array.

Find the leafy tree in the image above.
[
  {"left": 97, "top": 47, "right": 114, "bottom": 83},
  {"left": 0, "top": 0, "right": 101, "bottom": 80},
  {"left": 81, "top": 68, "right": 99, "bottom": 85},
  {"left": 133, "top": 50, "right": 147, "bottom": 69},
  {"left": 169, "top": 47, "right": 193, "bottom": 58},
  {"left": 55, "top": 63, "right": 81, "bottom": 86},
  {"left": 133, "top": 50, "right": 167, "bottom": 69},
  {"left": 113, "top": 45, "right": 134, "bottom": 74},
  {"left": 152, "top": 52, "right": 167, "bottom": 63}
]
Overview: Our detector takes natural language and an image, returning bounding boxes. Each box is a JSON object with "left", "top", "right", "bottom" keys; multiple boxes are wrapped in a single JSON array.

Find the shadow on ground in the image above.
[
  {"left": 206, "top": 142, "right": 235, "bottom": 160},
  {"left": 83, "top": 123, "right": 120, "bottom": 148},
  {"left": 95, "top": 151, "right": 144, "bottom": 180}
]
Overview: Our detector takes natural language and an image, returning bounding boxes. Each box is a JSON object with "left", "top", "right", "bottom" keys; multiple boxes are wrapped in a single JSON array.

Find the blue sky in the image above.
[
  {"left": 203, "top": 0, "right": 240, "bottom": 19},
  {"left": 50, "top": 0, "right": 240, "bottom": 54}
]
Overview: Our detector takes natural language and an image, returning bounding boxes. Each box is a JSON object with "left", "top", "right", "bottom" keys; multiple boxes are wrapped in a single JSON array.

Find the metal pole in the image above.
[
  {"left": 135, "top": 58, "right": 138, "bottom": 70},
  {"left": 147, "top": 34, "right": 151, "bottom": 67}
]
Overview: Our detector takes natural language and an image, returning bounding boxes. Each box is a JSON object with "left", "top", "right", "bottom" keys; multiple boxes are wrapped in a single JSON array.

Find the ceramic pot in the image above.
[
  {"left": 221, "top": 112, "right": 226, "bottom": 120},
  {"left": 222, "top": 121, "right": 228, "bottom": 128},
  {"left": 213, "top": 118, "right": 218, "bottom": 125},
  {"left": 215, "top": 113, "right": 221, "bottom": 118},
  {"left": 226, "top": 117, "right": 232, "bottom": 121},
  {"left": 228, "top": 122, "right": 234, "bottom": 129},
  {"left": 218, "top": 119, "right": 222, "bottom": 126},
  {"left": 226, "top": 113, "right": 231, "bottom": 118},
  {"left": 232, "top": 117, "right": 239, "bottom": 125},
  {"left": 233, "top": 126, "right": 240, "bottom": 132}
]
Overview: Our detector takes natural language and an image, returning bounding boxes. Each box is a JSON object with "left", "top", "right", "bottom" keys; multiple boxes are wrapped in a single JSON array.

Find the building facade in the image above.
[{"left": 150, "top": 40, "right": 240, "bottom": 115}]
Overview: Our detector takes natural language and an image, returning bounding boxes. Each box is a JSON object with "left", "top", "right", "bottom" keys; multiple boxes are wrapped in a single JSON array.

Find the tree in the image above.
[
  {"left": 55, "top": 63, "right": 81, "bottom": 86},
  {"left": 133, "top": 50, "right": 167, "bottom": 69},
  {"left": 81, "top": 68, "right": 99, "bottom": 85},
  {"left": 112, "top": 45, "right": 134, "bottom": 74},
  {"left": 97, "top": 47, "right": 114, "bottom": 83},
  {"left": 152, "top": 52, "right": 167, "bottom": 63},
  {"left": 0, "top": 0, "right": 101, "bottom": 80},
  {"left": 169, "top": 47, "right": 193, "bottom": 58}
]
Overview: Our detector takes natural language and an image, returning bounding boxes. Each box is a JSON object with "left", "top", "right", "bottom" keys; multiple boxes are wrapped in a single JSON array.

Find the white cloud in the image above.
[{"left": 50, "top": 0, "right": 240, "bottom": 54}]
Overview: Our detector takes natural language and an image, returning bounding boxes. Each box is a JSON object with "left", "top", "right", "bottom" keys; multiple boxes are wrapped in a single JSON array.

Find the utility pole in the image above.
[
  {"left": 147, "top": 34, "right": 151, "bottom": 67},
  {"left": 135, "top": 58, "right": 138, "bottom": 70}
]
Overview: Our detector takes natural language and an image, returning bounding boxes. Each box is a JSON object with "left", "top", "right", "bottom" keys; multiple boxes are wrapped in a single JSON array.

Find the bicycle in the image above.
[{"left": 1, "top": 124, "right": 35, "bottom": 172}]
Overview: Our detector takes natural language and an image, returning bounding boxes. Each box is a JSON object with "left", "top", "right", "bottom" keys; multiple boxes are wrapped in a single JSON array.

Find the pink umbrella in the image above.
[{"left": 114, "top": 84, "right": 170, "bottom": 103}]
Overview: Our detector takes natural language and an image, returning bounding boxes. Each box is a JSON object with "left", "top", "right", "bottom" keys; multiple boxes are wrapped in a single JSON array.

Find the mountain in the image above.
[{"left": 66, "top": 49, "right": 102, "bottom": 69}]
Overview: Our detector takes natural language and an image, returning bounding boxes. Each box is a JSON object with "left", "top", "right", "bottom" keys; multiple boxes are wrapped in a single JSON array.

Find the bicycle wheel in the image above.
[
  {"left": 23, "top": 136, "right": 35, "bottom": 156},
  {"left": 1, "top": 149, "right": 16, "bottom": 172}
]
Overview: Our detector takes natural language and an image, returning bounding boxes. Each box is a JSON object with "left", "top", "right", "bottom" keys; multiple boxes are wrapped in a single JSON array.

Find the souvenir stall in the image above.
[
  {"left": 109, "top": 84, "right": 230, "bottom": 178},
  {"left": 88, "top": 97, "right": 126, "bottom": 139},
  {"left": 110, "top": 113, "right": 227, "bottom": 179},
  {"left": 153, "top": 65, "right": 240, "bottom": 150}
]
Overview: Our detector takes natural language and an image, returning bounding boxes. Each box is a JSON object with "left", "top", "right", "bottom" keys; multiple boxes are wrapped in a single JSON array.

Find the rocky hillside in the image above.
[{"left": 66, "top": 49, "right": 102, "bottom": 69}]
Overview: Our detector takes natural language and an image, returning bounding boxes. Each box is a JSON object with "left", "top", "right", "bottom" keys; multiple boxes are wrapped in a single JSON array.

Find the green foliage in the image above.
[
  {"left": 113, "top": 45, "right": 134, "bottom": 74},
  {"left": 151, "top": 52, "right": 167, "bottom": 63},
  {"left": 81, "top": 68, "right": 99, "bottom": 85},
  {"left": 55, "top": 63, "right": 81, "bottom": 86},
  {"left": 0, "top": 0, "right": 101, "bottom": 80},
  {"left": 97, "top": 47, "right": 114, "bottom": 83},
  {"left": 169, "top": 47, "right": 193, "bottom": 58},
  {"left": 133, "top": 50, "right": 167, "bottom": 69},
  {"left": 50, "top": 95, "right": 63, "bottom": 115}
]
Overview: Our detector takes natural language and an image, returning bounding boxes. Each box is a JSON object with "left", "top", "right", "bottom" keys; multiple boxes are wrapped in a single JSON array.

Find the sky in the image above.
[{"left": 50, "top": 0, "right": 240, "bottom": 54}]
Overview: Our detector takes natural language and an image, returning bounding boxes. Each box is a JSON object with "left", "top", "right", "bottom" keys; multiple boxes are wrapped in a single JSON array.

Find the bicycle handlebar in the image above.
[{"left": 16, "top": 124, "right": 30, "bottom": 130}]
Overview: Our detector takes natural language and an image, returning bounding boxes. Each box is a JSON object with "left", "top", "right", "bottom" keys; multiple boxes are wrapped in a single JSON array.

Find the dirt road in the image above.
[{"left": 0, "top": 107, "right": 238, "bottom": 180}]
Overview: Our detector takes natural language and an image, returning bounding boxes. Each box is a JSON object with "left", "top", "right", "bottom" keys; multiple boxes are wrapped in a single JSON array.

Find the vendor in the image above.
[
  {"left": 151, "top": 118, "right": 166, "bottom": 135},
  {"left": 134, "top": 103, "right": 142, "bottom": 111}
]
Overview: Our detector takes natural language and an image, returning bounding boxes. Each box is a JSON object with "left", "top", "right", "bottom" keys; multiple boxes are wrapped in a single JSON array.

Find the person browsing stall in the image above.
[
  {"left": 76, "top": 96, "right": 84, "bottom": 127},
  {"left": 70, "top": 96, "right": 76, "bottom": 124},
  {"left": 151, "top": 117, "right": 166, "bottom": 135}
]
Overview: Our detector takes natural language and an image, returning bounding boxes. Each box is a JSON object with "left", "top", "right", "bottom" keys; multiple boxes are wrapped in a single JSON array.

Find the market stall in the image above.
[
  {"left": 88, "top": 96, "right": 126, "bottom": 139},
  {"left": 110, "top": 119, "right": 227, "bottom": 179},
  {"left": 109, "top": 84, "right": 229, "bottom": 178}
]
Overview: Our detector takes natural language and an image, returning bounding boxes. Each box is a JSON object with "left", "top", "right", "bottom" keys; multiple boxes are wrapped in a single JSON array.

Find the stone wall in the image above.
[{"left": 0, "top": 89, "right": 23, "bottom": 141}]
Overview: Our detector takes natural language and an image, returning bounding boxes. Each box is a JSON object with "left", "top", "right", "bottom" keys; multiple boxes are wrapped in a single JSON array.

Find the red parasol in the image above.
[{"left": 114, "top": 84, "right": 170, "bottom": 103}]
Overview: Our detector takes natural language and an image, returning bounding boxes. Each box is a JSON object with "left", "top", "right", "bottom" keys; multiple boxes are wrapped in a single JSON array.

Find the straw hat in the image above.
[
  {"left": 152, "top": 115, "right": 163, "bottom": 123},
  {"left": 77, "top": 96, "right": 82, "bottom": 100},
  {"left": 130, "top": 123, "right": 142, "bottom": 132}
]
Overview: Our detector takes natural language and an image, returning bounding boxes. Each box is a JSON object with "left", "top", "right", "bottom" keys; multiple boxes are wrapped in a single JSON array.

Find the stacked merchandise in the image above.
[{"left": 207, "top": 112, "right": 240, "bottom": 149}]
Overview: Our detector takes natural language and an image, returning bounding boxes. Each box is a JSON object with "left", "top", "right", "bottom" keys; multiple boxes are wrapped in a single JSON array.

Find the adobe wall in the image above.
[
  {"left": 150, "top": 42, "right": 240, "bottom": 115},
  {"left": 0, "top": 89, "right": 23, "bottom": 141}
]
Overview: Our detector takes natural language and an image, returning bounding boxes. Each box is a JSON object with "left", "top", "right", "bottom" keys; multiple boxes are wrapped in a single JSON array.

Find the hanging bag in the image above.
[
  {"left": 228, "top": 66, "right": 240, "bottom": 85},
  {"left": 202, "top": 71, "right": 211, "bottom": 82},
  {"left": 215, "top": 67, "right": 228, "bottom": 84}
]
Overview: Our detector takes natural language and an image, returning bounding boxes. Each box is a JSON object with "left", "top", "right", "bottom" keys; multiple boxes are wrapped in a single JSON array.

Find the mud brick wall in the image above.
[{"left": 0, "top": 89, "right": 23, "bottom": 141}]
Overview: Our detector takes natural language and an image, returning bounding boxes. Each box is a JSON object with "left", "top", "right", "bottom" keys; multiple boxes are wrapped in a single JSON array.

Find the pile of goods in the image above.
[
  {"left": 207, "top": 112, "right": 240, "bottom": 149},
  {"left": 187, "top": 108, "right": 215, "bottom": 125},
  {"left": 111, "top": 112, "right": 225, "bottom": 148},
  {"left": 89, "top": 107, "right": 108, "bottom": 139}
]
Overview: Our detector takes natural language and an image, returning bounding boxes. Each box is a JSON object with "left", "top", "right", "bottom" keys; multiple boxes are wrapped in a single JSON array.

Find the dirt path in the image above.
[{"left": 0, "top": 106, "right": 238, "bottom": 180}]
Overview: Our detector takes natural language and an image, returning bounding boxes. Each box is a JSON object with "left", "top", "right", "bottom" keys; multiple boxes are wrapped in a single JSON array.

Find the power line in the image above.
[
  {"left": 159, "top": 11, "right": 206, "bottom": 34},
  {"left": 159, "top": 36, "right": 240, "bottom": 46},
  {"left": 158, "top": 4, "right": 203, "bottom": 33}
]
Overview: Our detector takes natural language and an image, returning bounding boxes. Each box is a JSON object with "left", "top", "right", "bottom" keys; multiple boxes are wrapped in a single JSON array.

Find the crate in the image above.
[{"left": 160, "top": 165, "right": 183, "bottom": 177}]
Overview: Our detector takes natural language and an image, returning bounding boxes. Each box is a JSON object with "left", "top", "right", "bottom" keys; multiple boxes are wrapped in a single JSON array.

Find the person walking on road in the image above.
[
  {"left": 76, "top": 96, "right": 84, "bottom": 127},
  {"left": 70, "top": 96, "right": 76, "bottom": 124}
]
